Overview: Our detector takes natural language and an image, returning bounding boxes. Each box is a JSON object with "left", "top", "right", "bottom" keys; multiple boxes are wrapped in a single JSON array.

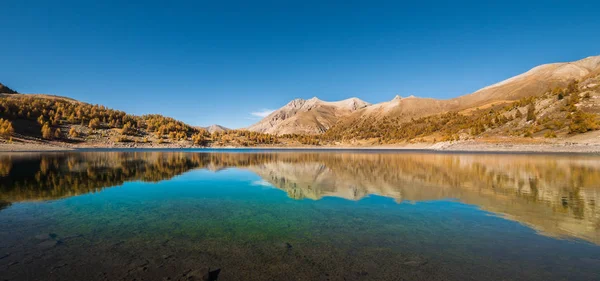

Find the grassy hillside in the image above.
[
  {"left": 0, "top": 93, "right": 316, "bottom": 148},
  {"left": 324, "top": 76, "right": 600, "bottom": 144},
  {"left": 250, "top": 56, "right": 600, "bottom": 136}
]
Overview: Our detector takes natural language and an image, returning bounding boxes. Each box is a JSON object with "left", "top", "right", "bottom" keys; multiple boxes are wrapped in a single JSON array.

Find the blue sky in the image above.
[{"left": 1, "top": 0, "right": 599, "bottom": 128}]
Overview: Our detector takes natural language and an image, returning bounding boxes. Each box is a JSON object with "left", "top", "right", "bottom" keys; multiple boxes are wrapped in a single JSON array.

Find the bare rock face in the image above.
[
  {"left": 246, "top": 97, "right": 371, "bottom": 135},
  {"left": 202, "top": 124, "right": 230, "bottom": 133}
]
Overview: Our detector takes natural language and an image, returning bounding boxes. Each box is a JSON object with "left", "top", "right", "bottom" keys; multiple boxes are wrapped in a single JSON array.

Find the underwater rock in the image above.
[
  {"left": 275, "top": 241, "right": 293, "bottom": 250},
  {"left": 38, "top": 239, "right": 58, "bottom": 249},
  {"left": 127, "top": 258, "right": 149, "bottom": 273},
  {"left": 35, "top": 233, "right": 62, "bottom": 249},
  {"left": 61, "top": 234, "right": 83, "bottom": 241},
  {"left": 0, "top": 252, "right": 10, "bottom": 260},
  {"left": 35, "top": 233, "right": 58, "bottom": 241},
  {"left": 402, "top": 257, "right": 428, "bottom": 267},
  {"left": 50, "top": 263, "right": 68, "bottom": 270},
  {"left": 202, "top": 268, "right": 221, "bottom": 281}
]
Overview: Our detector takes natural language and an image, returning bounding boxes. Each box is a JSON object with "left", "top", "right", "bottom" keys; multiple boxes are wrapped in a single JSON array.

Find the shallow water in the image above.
[{"left": 0, "top": 151, "right": 599, "bottom": 280}]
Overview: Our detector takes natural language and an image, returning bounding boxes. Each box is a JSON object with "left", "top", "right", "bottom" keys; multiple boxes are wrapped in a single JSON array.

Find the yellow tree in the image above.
[
  {"left": 69, "top": 127, "right": 79, "bottom": 138},
  {"left": 0, "top": 119, "right": 14, "bottom": 137},
  {"left": 89, "top": 118, "right": 101, "bottom": 129},
  {"left": 41, "top": 123, "right": 53, "bottom": 139}
]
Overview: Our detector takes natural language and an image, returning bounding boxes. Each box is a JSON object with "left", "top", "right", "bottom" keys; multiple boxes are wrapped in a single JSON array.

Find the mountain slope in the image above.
[
  {"left": 248, "top": 56, "right": 600, "bottom": 137},
  {"left": 0, "top": 90, "right": 321, "bottom": 148},
  {"left": 0, "top": 92, "right": 202, "bottom": 146},
  {"left": 325, "top": 68, "right": 600, "bottom": 144},
  {"left": 247, "top": 97, "right": 370, "bottom": 135},
  {"left": 455, "top": 55, "right": 600, "bottom": 107},
  {"left": 330, "top": 55, "right": 600, "bottom": 134},
  {"left": 202, "top": 124, "right": 230, "bottom": 133},
  {"left": 0, "top": 83, "right": 18, "bottom": 94}
]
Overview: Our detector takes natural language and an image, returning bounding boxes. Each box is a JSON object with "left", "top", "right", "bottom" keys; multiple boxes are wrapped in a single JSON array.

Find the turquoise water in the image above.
[{"left": 0, "top": 151, "right": 599, "bottom": 280}]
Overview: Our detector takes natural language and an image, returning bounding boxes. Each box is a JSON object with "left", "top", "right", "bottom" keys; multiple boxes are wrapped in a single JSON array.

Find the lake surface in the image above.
[{"left": 0, "top": 150, "right": 599, "bottom": 281}]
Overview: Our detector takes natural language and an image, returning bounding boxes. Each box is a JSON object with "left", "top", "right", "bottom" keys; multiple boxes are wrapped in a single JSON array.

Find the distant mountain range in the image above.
[
  {"left": 247, "top": 55, "right": 600, "bottom": 136},
  {"left": 1, "top": 55, "right": 600, "bottom": 149}
]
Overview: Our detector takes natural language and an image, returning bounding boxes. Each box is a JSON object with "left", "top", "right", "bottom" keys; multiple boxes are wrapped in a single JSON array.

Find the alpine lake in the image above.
[{"left": 0, "top": 150, "right": 599, "bottom": 281}]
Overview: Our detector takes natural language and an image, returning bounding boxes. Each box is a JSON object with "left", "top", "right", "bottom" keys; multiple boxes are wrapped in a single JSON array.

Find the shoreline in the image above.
[{"left": 2, "top": 140, "right": 600, "bottom": 154}]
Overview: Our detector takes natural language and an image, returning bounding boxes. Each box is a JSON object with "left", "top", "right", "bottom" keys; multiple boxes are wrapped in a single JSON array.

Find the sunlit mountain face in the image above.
[{"left": 1, "top": 151, "right": 599, "bottom": 280}]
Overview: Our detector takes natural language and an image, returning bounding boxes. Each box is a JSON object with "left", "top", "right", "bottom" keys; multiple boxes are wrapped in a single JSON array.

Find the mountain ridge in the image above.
[
  {"left": 2, "top": 55, "right": 600, "bottom": 149},
  {"left": 246, "top": 96, "right": 371, "bottom": 135},
  {"left": 0, "top": 83, "right": 18, "bottom": 94},
  {"left": 202, "top": 124, "right": 230, "bottom": 133},
  {"left": 248, "top": 55, "right": 600, "bottom": 135}
]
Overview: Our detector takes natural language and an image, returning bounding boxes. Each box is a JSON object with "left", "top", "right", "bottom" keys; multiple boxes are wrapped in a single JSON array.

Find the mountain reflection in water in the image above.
[{"left": 1, "top": 151, "right": 599, "bottom": 245}]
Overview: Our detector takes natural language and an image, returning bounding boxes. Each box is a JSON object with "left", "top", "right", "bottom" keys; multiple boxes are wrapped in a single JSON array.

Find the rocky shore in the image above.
[{"left": 2, "top": 139, "right": 600, "bottom": 153}]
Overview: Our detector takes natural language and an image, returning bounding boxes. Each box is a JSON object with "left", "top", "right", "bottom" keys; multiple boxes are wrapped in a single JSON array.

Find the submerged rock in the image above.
[
  {"left": 202, "top": 268, "right": 221, "bottom": 281},
  {"left": 179, "top": 267, "right": 221, "bottom": 281},
  {"left": 61, "top": 234, "right": 83, "bottom": 241},
  {"left": 35, "top": 233, "right": 58, "bottom": 241},
  {"left": 38, "top": 239, "right": 59, "bottom": 249},
  {"left": 35, "top": 233, "right": 62, "bottom": 249},
  {"left": 402, "top": 257, "right": 428, "bottom": 267},
  {"left": 275, "top": 241, "right": 293, "bottom": 250}
]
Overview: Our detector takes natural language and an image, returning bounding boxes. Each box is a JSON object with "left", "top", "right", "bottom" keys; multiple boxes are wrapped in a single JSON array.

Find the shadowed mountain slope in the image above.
[{"left": 0, "top": 83, "right": 18, "bottom": 94}]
